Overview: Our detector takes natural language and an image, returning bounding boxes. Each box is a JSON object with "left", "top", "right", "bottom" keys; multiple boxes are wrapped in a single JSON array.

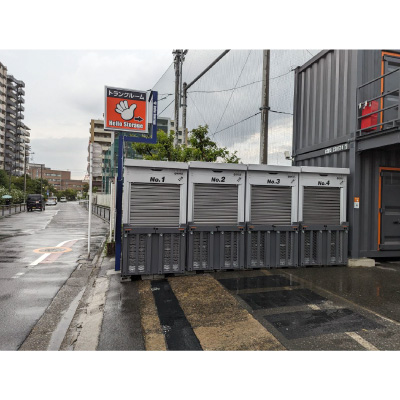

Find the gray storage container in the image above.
[
  {"left": 246, "top": 165, "right": 300, "bottom": 268},
  {"left": 299, "top": 166, "right": 349, "bottom": 266},
  {"left": 187, "top": 161, "right": 246, "bottom": 271},
  {"left": 121, "top": 160, "right": 188, "bottom": 276}
]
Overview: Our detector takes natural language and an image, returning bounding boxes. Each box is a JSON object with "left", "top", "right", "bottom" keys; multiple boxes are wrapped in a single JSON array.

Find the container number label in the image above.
[
  {"left": 318, "top": 180, "right": 330, "bottom": 186},
  {"left": 211, "top": 177, "right": 225, "bottom": 182},
  {"left": 150, "top": 176, "right": 165, "bottom": 183},
  {"left": 267, "top": 178, "right": 281, "bottom": 185}
]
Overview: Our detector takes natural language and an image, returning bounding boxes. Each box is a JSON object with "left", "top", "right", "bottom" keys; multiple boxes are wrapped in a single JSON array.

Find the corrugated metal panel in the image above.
[
  {"left": 303, "top": 187, "right": 340, "bottom": 225},
  {"left": 193, "top": 184, "right": 238, "bottom": 225},
  {"left": 129, "top": 183, "right": 180, "bottom": 226},
  {"left": 293, "top": 50, "right": 359, "bottom": 153},
  {"left": 251, "top": 186, "right": 292, "bottom": 225}
]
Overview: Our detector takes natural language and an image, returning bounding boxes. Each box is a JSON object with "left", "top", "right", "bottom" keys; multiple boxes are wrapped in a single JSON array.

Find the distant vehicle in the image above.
[
  {"left": 60, "top": 197, "right": 67, "bottom": 202},
  {"left": 46, "top": 196, "right": 57, "bottom": 206},
  {"left": 27, "top": 194, "right": 45, "bottom": 212}
]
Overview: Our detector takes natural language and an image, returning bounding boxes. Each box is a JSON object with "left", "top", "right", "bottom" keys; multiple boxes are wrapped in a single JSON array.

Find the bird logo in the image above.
[{"left": 115, "top": 100, "right": 137, "bottom": 121}]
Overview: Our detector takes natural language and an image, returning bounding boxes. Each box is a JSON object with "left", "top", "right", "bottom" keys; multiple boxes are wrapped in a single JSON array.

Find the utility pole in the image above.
[
  {"left": 182, "top": 49, "right": 230, "bottom": 144},
  {"left": 260, "top": 49, "right": 270, "bottom": 164},
  {"left": 172, "top": 49, "right": 187, "bottom": 147},
  {"left": 173, "top": 49, "right": 182, "bottom": 147}
]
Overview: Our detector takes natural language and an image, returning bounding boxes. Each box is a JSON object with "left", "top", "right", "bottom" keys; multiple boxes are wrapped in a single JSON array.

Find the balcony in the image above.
[
  {"left": 5, "top": 123, "right": 16, "bottom": 132},
  {"left": 17, "top": 88, "right": 25, "bottom": 96},
  {"left": 17, "top": 105, "right": 24, "bottom": 112},
  {"left": 6, "top": 99, "right": 16, "bottom": 108},
  {"left": 7, "top": 89, "right": 17, "bottom": 100},
  {"left": 5, "top": 132, "right": 15, "bottom": 142},
  {"left": 18, "top": 97, "right": 25, "bottom": 104},
  {"left": 6, "top": 114, "right": 16, "bottom": 124},
  {"left": 7, "top": 75, "right": 24, "bottom": 87}
]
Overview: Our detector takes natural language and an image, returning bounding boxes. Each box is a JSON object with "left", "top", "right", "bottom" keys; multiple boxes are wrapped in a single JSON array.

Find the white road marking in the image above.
[
  {"left": 30, "top": 252, "right": 51, "bottom": 266},
  {"left": 346, "top": 332, "right": 379, "bottom": 351},
  {"left": 376, "top": 266, "right": 397, "bottom": 272}
]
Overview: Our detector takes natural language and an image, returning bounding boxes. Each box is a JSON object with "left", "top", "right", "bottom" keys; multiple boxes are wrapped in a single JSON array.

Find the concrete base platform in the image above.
[{"left": 347, "top": 258, "right": 375, "bottom": 268}]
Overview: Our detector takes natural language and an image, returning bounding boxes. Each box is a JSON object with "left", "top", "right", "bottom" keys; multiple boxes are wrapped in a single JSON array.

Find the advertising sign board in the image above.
[{"left": 105, "top": 86, "right": 148, "bottom": 133}]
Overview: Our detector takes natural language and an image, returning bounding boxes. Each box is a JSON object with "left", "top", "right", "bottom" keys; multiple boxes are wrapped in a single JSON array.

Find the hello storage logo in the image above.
[{"left": 105, "top": 86, "right": 148, "bottom": 133}]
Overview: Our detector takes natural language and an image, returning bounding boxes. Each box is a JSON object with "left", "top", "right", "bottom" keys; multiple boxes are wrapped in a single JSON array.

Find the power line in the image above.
[
  {"left": 212, "top": 108, "right": 293, "bottom": 137},
  {"left": 158, "top": 99, "right": 174, "bottom": 116},
  {"left": 213, "top": 111, "right": 261, "bottom": 136},
  {"left": 213, "top": 50, "right": 253, "bottom": 136},
  {"left": 188, "top": 93, "right": 207, "bottom": 126},
  {"left": 188, "top": 68, "right": 295, "bottom": 95},
  {"left": 151, "top": 62, "right": 173, "bottom": 90},
  {"left": 306, "top": 50, "right": 316, "bottom": 57}
]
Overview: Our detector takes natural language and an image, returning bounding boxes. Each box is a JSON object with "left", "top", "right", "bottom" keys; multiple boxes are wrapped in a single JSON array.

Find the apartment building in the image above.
[
  {"left": 89, "top": 119, "right": 114, "bottom": 190},
  {"left": 0, "top": 62, "right": 30, "bottom": 176}
]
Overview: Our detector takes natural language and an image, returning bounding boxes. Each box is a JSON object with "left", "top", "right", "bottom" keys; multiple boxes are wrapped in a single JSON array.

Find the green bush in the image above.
[{"left": 0, "top": 186, "right": 24, "bottom": 205}]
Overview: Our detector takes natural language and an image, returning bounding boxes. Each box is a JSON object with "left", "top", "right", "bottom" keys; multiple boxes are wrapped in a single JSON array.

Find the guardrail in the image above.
[
  {"left": 80, "top": 200, "right": 110, "bottom": 222},
  {"left": 357, "top": 67, "right": 400, "bottom": 135},
  {"left": 0, "top": 203, "right": 26, "bottom": 218}
]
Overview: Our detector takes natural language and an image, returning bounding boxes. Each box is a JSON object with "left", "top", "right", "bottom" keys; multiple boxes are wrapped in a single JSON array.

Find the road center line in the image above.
[
  {"left": 30, "top": 252, "right": 51, "bottom": 266},
  {"left": 346, "top": 332, "right": 379, "bottom": 351}
]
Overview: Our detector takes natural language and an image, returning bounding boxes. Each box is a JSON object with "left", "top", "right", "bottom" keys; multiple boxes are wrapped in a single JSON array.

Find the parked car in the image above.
[
  {"left": 46, "top": 196, "right": 57, "bottom": 206},
  {"left": 60, "top": 197, "right": 67, "bottom": 202},
  {"left": 27, "top": 194, "right": 46, "bottom": 212}
]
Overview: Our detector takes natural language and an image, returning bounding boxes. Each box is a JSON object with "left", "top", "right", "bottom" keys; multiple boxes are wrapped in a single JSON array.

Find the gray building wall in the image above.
[{"left": 292, "top": 49, "right": 400, "bottom": 258}]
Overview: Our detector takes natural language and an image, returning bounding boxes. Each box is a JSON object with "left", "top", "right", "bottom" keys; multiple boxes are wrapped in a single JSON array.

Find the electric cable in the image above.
[{"left": 213, "top": 50, "right": 252, "bottom": 136}]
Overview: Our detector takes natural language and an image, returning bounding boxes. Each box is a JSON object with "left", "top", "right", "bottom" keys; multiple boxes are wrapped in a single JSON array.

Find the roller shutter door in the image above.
[
  {"left": 303, "top": 187, "right": 340, "bottom": 225},
  {"left": 251, "top": 185, "right": 292, "bottom": 225},
  {"left": 193, "top": 184, "right": 238, "bottom": 225},
  {"left": 129, "top": 183, "right": 180, "bottom": 226}
]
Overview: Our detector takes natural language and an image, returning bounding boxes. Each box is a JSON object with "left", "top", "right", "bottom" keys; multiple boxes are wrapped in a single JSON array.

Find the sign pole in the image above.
[
  {"left": 115, "top": 134, "right": 124, "bottom": 271},
  {"left": 88, "top": 142, "right": 93, "bottom": 259}
]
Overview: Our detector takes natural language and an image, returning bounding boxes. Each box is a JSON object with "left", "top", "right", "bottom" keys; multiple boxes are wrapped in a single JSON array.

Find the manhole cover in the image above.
[{"left": 33, "top": 247, "right": 72, "bottom": 254}]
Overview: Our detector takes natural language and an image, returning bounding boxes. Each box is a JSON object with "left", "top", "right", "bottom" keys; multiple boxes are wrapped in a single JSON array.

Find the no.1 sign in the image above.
[{"left": 104, "top": 86, "right": 148, "bottom": 133}]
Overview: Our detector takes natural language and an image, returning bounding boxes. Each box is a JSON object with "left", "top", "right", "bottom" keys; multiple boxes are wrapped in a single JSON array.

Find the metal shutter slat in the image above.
[
  {"left": 130, "top": 183, "right": 180, "bottom": 226},
  {"left": 303, "top": 187, "right": 340, "bottom": 225},
  {"left": 251, "top": 185, "right": 292, "bottom": 225},
  {"left": 194, "top": 184, "right": 238, "bottom": 225}
]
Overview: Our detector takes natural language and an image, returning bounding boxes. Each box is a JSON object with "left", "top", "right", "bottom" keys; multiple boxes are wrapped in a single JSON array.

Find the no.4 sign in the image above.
[{"left": 104, "top": 86, "right": 148, "bottom": 133}]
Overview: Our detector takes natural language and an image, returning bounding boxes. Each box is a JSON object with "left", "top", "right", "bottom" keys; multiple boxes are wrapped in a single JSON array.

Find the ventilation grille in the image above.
[
  {"left": 192, "top": 231, "right": 210, "bottom": 270},
  {"left": 304, "top": 230, "right": 318, "bottom": 264},
  {"left": 223, "top": 232, "right": 239, "bottom": 268},
  {"left": 250, "top": 231, "right": 266, "bottom": 268},
  {"left": 128, "top": 234, "right": 147, "bottom": 274},
  {"left": 251, "top": 185, "right": 292, "bottom": 225},
  {"left": 303, "top": 186, "right": 341, "bottom": 225},
  {"left": 162, "top": 233, "right": 181, "bottom": 272},
  {"left": 193, "top": 184, "right": 238, "bottom": 225},
  {"left": 130, "top": 183, "right": 180, "bottom": 227}
]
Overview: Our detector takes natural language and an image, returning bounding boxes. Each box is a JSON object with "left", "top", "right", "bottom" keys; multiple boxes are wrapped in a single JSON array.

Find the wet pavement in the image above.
[
  {"left": 96, "top": 260, "right": 400, "bottom": 351},
  {"left": 0, "top": 202, "right": 108, "bottom": 350}
]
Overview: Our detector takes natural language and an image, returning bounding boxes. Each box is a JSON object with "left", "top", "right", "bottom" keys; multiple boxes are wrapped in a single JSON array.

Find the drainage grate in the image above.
[
  {"left": 264, "top": 308, "right": 382, "bottom": 340},
  {"left": 239, "top": 289, "right": 326, "bottom": 310},
  {"left": 218, "top": 275, "right": 300, "bottom": 291}
]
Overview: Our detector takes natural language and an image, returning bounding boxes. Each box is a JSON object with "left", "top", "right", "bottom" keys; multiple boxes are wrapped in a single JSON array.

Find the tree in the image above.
[
  {"left": 131, "top": 125, "right": 240, "bottom": 163},
  {"left": 0, "top": 169, "right": 9, "bottom": 188}
]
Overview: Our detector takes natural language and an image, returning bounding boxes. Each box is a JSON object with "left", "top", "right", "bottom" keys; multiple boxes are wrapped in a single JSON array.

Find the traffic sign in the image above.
[{"left": 104, "top": 86, "right": 148, "bottom": 133}]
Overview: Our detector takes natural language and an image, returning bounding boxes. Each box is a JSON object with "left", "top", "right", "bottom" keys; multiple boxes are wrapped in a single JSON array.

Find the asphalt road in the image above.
[{"left": 0, "top": 201, "right": 108, "bottom": 350}]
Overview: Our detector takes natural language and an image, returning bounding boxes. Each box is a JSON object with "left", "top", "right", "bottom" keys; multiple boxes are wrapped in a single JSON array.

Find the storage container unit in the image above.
[
  {"left": 245, "top": 165, "right": 300, "bottom": 268},
  {"left": 187, "top": 162, "right": 247, "bottom": 271},
  {"left": 121, "top": 160, "right": 188, "bottom": 276},
  {"left": 298, "top": 166, "right": 349, "bottom": 266},
  {"left": 293, "top": 50, "right": 400, "bottom": 260}
]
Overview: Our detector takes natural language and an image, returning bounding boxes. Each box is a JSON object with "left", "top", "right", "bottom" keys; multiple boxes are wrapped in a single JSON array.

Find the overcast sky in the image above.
[{"left": 0, "top": 50, "right": 172, "bottom": 179}]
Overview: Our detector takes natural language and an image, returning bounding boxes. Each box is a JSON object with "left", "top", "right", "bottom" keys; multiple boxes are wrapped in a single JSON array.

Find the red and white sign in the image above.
[{"left": 104, "top": 86, "right": 148, "bottom": 133}]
